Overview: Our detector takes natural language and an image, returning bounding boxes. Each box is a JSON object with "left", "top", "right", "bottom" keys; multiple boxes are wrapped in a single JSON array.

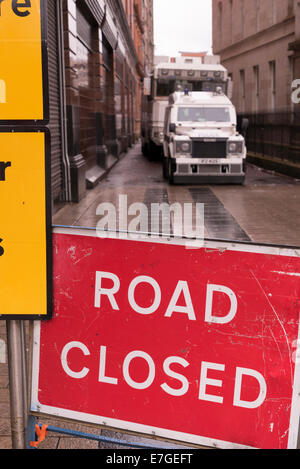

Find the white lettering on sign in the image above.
[
  {"left": 165, "top": 281, "right": 196, "bottom": 321},
  {"left": 61, "top": 341, "right": 90, "bottom": 379},
  {"left": 94, "top": 271, "right": 238, "bottom": 324},
  {"left": 59, "top": 270, "right": 267, "bottom": 411},
  {"left": 123, "top": 350, "right": 156, "bottom": 390},
  {"left": 0, "top": 79, "right": 6, "bottom": 103},
  {"left": 233, "top": 368, "right": 267, "bottom": 409},
  {"left": 128, "top": 276, "right": 161, "bottom": 315},
  {"left": 205, "top": 284, "right": 237, "bottom": 324},
  {"left": 59, "top": 342, "right": 267, "bottom": 409},
  {"left": 99, "top": 346, "right": 118, "bottom": 385},
  {"left": 161, "top": 356, "right": 190, "bottom": 397},
  {"left": 199, "top": 362, "right": 225, "bottom": 404},
  {"left": 94, "top": 271, "right": 120, "bottom": 310}
]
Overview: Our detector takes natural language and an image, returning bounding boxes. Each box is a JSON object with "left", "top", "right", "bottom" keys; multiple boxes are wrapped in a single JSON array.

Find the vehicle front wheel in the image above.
[
  {"left": 162, "top": 157, "right": 168, "bottom": 179},
  {"left": 141, "top": 142, "right": 149, "bottom": 156},
  {"left": 168, "top": 157, "right": 174, "bottom": 185}
]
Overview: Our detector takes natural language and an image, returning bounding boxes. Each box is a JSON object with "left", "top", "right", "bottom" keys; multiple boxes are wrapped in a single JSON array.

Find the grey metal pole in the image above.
[
  {"left": 20, "top": 321, "right": 28, "bottom": 439},
  {"left": 6, "top": 320, "right": 27, "bottom": 449}
]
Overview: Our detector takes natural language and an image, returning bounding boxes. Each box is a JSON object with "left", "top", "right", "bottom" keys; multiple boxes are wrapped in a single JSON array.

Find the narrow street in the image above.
[
  {"left": 1, "top": 0, "right": 300, "bottom": 453},
  {"left": 50, "top": 144, "right": 300, "bottom": 449},
  {"left": 54, "top": 143, "right": 300, "bottom": 247}
]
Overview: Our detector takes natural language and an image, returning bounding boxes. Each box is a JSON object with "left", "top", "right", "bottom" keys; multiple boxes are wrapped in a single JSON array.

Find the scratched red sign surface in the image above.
[{"left": 31, "top": 227, "right": 300, "bottom": 449}]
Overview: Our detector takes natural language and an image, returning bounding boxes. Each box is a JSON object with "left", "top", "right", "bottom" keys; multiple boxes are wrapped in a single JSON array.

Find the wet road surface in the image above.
[{"left": 54, "top": 143, "right": 300, "bottom": 247}]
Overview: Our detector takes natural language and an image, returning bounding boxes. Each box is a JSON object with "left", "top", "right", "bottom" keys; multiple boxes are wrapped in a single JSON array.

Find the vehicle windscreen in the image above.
[
  {"left": 156, "top": 79, "right": 175, "bottom": 97},
  {"left": 177, "top": 107, "right": 231, "bottom": 123},
  {"left": 156, "top": 79, "right": 226, "bottom": 97}
]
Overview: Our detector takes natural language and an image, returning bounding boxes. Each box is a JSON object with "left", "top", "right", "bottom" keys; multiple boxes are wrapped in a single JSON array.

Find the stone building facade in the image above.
[
  {"left": 212, "top": 0, "right": 300, "bottom": 176},
  {"left": 47, "top": 0, "right": 154, "bottom": 209}
]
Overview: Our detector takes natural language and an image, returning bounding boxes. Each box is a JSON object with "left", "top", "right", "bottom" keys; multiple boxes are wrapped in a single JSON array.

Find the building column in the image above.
[{"left": 63, "top": 0, "right": 86, "bottom": 202}]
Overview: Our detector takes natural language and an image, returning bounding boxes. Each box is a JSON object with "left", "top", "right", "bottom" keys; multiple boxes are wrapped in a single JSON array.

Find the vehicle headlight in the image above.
[
  {"left": 176, "top": 142, "right": 191, "bottom": 154},
  {"left": 154, "top": 130, "right": 163, "bottom": 137},
  {"left": 228, "top": 142, "right": 243, "bottom": 153},
  {"left": 153, "top": 126, "right": 164, "bottom": 136}
]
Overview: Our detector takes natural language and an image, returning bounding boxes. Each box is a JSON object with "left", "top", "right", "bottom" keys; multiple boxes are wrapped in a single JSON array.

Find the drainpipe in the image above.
[{"left": 56, "top": 0, "right": 72, "bottom": 202}]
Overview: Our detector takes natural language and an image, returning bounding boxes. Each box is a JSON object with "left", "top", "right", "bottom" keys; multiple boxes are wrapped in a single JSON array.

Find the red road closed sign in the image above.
[{"left": 30, "top": 227, "right": 300, "bottom": 449}]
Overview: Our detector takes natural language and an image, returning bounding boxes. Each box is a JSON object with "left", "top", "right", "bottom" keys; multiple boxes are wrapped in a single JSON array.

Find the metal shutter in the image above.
[{"left": 47, "top": 0, "right": 64, "bottom": 205}]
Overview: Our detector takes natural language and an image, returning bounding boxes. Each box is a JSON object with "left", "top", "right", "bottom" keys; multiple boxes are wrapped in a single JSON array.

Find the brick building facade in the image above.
[
  {"left": 212, "top": 0, "right": 300, "bottom": 176},
  {"left": 47, "top": 0, "right": 154, "bottom": 209}
]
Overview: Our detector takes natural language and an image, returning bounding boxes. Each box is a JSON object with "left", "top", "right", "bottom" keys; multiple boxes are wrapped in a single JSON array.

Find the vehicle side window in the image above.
[{"left": 164, "top": 107, "right": 170, "bottom": 134}]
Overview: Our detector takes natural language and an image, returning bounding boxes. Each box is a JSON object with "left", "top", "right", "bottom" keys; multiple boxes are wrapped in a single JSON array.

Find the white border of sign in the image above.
[{"left": 30, "top": 226, "right": 300, "bottom": 449}]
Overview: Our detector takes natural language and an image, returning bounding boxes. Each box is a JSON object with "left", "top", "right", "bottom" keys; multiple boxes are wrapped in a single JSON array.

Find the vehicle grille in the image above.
[
  {"left": 230, "top": 164, "right": 242, "bottom": 174},
  {"left": 192, "top": 139, "right": 227, "bottom": 159}
]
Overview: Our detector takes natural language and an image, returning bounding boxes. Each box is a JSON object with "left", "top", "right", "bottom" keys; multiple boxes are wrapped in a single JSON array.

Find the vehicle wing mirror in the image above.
[{"left": 169, "top": 123, "right": 176, "bottom": 133}]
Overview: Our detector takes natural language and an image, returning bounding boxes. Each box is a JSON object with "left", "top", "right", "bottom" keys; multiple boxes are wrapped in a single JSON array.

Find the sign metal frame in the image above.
[
  {"left": 0, "top": 0, "right": 49, "bottom": 125},
  {"left": 30, "top": 226, "right": 300, "bottom": 449}
]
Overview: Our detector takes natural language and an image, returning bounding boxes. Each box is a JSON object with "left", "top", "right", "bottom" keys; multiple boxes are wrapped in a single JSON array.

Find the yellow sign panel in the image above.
[
  {"left": 0, "top": 131, "right": 52, "bottom": 318},
  {"left": 0, "top": 0, "right": 48, "bottom": 122}
]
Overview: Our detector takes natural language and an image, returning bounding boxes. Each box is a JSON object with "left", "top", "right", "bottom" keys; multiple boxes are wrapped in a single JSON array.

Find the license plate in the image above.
[{"left": 197, "top": 159, "right": 221, "bottom": 165}]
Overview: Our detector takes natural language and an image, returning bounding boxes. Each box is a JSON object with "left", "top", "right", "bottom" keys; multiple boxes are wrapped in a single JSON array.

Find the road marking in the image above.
[{"left": 189, "top": 188, "right": 251, "bottom": 242}]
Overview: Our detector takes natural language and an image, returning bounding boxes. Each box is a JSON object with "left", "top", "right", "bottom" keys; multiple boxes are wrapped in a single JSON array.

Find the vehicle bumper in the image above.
[
  {"left": 172, "top": 157, "right": 245, "bottom": 184},
  {"left": 175, "top": 157, "right": 244, "bottom": 164},
  {"left": 173, "top": 174, "right": 245, "bottom": 184}
]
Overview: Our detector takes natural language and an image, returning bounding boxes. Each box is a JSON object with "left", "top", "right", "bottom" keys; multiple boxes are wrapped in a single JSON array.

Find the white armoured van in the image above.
[
  {"left": 141, "top": 57, "right": 232, "bottom": 159},
  {"left": 163, "top": 89, "right": 247, "bottom": 184}
]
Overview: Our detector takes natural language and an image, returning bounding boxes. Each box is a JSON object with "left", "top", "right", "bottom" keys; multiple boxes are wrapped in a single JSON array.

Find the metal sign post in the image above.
[{"left": 6, "top": 321, "right": 28, "bottom": 449}]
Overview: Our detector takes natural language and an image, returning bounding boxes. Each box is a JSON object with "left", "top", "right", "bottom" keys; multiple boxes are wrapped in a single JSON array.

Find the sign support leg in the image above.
[{"left": 6, "top": 320, "right": 27, "bottom": 449}]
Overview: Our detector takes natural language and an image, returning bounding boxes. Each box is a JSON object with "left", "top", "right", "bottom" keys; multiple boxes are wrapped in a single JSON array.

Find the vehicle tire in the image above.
[
  {"left": 168, "top": 157, "right": 174, "bottom": 185},
  {"left": 162, "top": 157, "right": 168, "bottom": 179},
  {"left": 148, "top": 141, "right": 156, "bottom": 160},
  {"left": 141, "top": 142, "right": 149, "bottom": 157},
  {"left": 149, "top": 141, "right": 162, "bottom": 160},
  {"left": 241, "top": 160, "right": 246, "bottom": 184}
]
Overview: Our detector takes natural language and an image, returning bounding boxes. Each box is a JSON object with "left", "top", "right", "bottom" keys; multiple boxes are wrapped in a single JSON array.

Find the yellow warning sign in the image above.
[
  {"left": 0, "top": 131, "right": 52, "bottom": 318},
  {"left": 0, "top": 0, "right": 48, "bottom": 122}
]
